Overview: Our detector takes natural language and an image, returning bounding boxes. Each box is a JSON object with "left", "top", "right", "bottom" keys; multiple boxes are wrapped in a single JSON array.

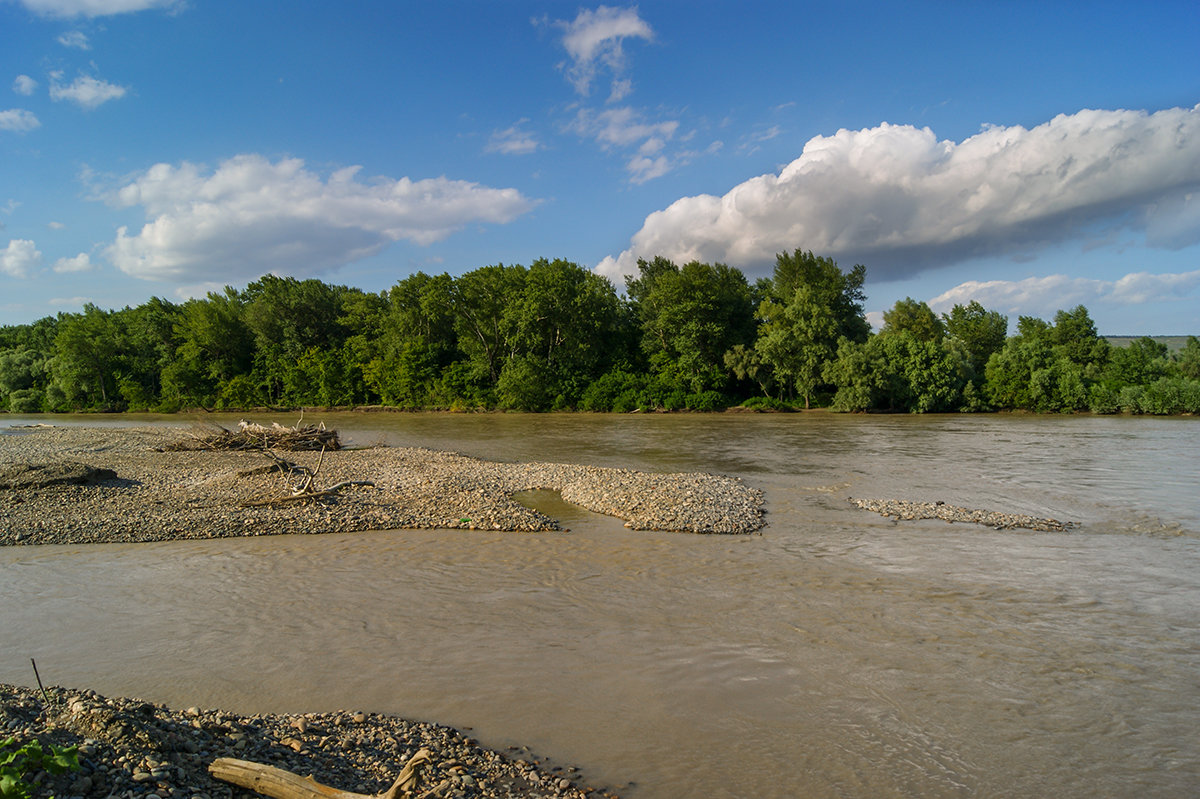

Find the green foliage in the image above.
[
  {"left": 942, "top": 300, "right": 1008, "bottom": 376},
  {"left": 0, "top": 253, "right": 1190, "bottom": 416},
  {"left": 882, "top": 297, "right": 944, "bottom": 342},
  {"left": 579, "top": 369, "right": 651, "bottom": 412},
  {"left": 754, "top": 249, "right": 868, "bottom": 408},
  {"left": 825, "top": 332, "right": 967, "bottom": 413},
  {"left": 627, "top": 257, "right": 756, "bottom": 396},
  {"left": 1, "top": 736, "right": 80, "bottom": 799},
  {"left": 1176, "top": 336, "right": 1200, "bottom": 379},
  {"left": 738, "top": 396, "right": 798, "bottom": 412}
]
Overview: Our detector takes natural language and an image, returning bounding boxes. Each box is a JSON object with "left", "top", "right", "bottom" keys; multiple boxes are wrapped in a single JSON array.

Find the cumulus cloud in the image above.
[
  {"left": 928, "top": 270, "right": 1200, "bottom": 319},
  {"left": 16, "top": 0, "right": 178, "bottom": 18},
  {"left": 104, "top": 154, "right": 538, "bottom": 283},
  {"left": 50, "top": 73, "right": 128, "bottom": 109},
  {"left": 12, "top": 75, "right": 38, "bottom": 96},
  {"left": 1, "top": 239, "right": 42, "bottom": 277},
  {"left": 52, "top": 252, "right": 92, "bottom": 273},
  {"left": 551, "top": 5, "right": 653, "bottom": 98},
  {"left": 486, "top": 120, "right": 541, "bottom": 155},
  {"left": 57, "top": 30, "right": 90, "bottom": 49},
  {"left": 597, "top": 105, "right": 1200, "bottom": 280},
  {"left": 0, "top": 109, "right": 40, "bottom": 132}
]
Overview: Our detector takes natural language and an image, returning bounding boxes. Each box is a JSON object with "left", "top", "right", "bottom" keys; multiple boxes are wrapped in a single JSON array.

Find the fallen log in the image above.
[{"left": 209, "top": 748, "right": 439, "bottom": 799}]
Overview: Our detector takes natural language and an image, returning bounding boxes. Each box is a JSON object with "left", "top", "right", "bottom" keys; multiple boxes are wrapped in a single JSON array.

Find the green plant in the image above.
[{"left": 0, "top": 737, "right": 80, "bottom": 799}]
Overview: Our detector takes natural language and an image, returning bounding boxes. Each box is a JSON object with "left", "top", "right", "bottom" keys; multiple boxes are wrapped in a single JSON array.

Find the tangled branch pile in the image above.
[{"left": 166, "top": 420, "right": 342, "bottom": 452}]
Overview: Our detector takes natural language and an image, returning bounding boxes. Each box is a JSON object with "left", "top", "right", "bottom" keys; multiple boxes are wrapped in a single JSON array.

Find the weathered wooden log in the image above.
[{"left": 209, "top": 748, "right": 432, "bottom": 799}]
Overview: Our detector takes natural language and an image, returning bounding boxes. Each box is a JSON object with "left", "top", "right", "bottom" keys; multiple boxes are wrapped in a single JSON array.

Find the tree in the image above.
[
  {"left": 452, "top": 263, "right": 527, "bottom": 387},
  {"left": 1101, "top": 336, "right": 1170, "bottom": 388},
  {"left": 825, "top": 332, "right": 967, "bottom": 413},
  {"left": 242, "top": 275, "right": 351, "bottom": 404},
  {"left": 48, "top": 305, "right": 119, "bottom": 409},
  {"left": 754, "top": 250, "right": 869, "bottom": 408},
  {"left": 162, "top": 289, "right": 254, "bottom": 408},
  {"left": 369, "top": 272, "right": 460, "bottom": 407},
  {"left": 942, "top": 300, "right": 1008, "bottom": 377},
  {"left": 882, "top": 298, "right": 944, "bottom": 342},
  {"left": 985, "top": 313, "right": 1091, "bottom": 412},
  {"left": 627, "top": 257, "right": 756, "bottom": 398},
  {"left": 1051, "top": 305, "right": 1109, "bottom": 373},
  {"left": 1176, "top": 336, "right": 1200, "bottom": 380},
  {"left": 499, "top": 258, "right": 624, "bottom": 409}
]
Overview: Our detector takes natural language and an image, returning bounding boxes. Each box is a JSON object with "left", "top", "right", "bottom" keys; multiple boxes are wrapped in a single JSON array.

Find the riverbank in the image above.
[
  {"left": 1, "top": 683, "right": 616, "bottom": 799},
  {"left": 0, "top": 425, "right": 766, "bottom": 546}
]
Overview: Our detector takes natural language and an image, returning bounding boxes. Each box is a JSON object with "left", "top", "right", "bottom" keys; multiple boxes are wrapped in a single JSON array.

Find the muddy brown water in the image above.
[{"left": 2, "top": 412, "right": 1198, "bottom": 798}]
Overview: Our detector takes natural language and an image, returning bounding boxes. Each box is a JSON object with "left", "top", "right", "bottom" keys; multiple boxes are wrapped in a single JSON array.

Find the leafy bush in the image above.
[
  {"left": 579, "top": 370, "right": 651, "bottom": 412},
  {"left": 739, "top": 396, "right": 799, "bottom": 412},
  {"left": 684, "top": 390, "right": 728, "bottom": 411},
  {"left": 1087, "top": 383, "right": 1121, "bottom": 414},
  {"left": 1, "top": 736, "right": 79, "bottom": 799}
]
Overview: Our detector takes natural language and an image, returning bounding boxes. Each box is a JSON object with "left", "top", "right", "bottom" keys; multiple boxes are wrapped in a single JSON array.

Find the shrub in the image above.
[
  {"left": 739, "top": 396, "right": 799, "bottom": 412},
  {"left": 1, "top": 736, "right": 80, "bottom": 799}
]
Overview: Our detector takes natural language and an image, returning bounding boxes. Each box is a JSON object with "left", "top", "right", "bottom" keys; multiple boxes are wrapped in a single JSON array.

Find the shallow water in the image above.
[{"left": 2, "top": 412, "right": 1198, "bottom": 798}]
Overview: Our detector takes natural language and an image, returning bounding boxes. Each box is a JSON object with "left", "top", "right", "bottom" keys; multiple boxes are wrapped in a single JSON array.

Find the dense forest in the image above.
[{"left": 2, "top": 250, "right": 1198, "bottom": 415}]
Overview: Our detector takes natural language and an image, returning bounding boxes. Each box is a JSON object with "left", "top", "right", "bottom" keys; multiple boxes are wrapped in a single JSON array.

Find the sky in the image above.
[{"left": 2, "top": 1, "right": 1199, "bottom": 335}]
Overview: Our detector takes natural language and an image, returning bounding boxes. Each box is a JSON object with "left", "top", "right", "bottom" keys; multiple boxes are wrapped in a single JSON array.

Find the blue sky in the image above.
[{"left": 2, "top": 1, "right": 1198, "bottom": 334}]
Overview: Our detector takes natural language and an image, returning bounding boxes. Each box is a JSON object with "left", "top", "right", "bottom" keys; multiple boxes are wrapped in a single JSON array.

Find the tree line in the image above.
[{"left": 2, "top": 250, "right": 1198, "bottom": 415}]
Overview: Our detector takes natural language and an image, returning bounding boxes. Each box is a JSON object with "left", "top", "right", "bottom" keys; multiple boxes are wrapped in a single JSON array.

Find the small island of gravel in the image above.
[{"left": 0, "top": 425, "right": 765, "bottom": 546}]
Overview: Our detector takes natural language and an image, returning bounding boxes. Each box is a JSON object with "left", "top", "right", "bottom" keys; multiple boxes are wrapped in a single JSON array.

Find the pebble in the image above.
[
  {"left": 0, "top": 426, "right": 766, "bottom": 546},
  {"left": 849, "top": 497, "right": 1076, "bottom": 532},
  {"left": 1, "top": 683, "right": 613, "bottom": 799}
]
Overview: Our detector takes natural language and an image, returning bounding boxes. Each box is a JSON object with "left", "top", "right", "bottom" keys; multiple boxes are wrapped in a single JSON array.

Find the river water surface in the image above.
[{"left": 2, "top": 413, "right": 1198, "bottom": 798}]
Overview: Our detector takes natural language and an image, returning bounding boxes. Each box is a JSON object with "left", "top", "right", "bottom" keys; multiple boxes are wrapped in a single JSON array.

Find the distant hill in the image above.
[{"left": 1103, "top": 335, "right": 1194, "bottom": 352}]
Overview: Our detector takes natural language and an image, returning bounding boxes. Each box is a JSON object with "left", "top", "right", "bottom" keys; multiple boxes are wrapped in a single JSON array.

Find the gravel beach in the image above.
[
  {"left": 1, "top": 683, "right": 618, "bottom": 799},
  {"left": 0, "top": 425, "right": 766, "bottom": 546}
]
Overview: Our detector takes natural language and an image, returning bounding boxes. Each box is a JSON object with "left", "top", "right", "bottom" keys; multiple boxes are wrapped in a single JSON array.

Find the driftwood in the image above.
[
  {"left": 168, "top": 420, "right": 341, "bottom": 452},
  {"left": 208, "top": 748, "right": 450, "bottom": 799},
  {"left": 239, "top": 446, "right": 374, "bottom": 507}
]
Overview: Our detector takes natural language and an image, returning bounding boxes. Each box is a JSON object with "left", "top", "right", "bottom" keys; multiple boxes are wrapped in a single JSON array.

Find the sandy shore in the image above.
[
  {"left": 0, "top": 425, "right": 766, "bottom": 546},
  {"left": 1, "top": 683, "right": 619, "bottom": 799}
]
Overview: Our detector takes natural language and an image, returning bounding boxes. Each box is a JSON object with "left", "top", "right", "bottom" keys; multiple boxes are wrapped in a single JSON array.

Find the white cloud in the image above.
[
  {"left": 104, "top": 154, "right": 538, "bottom": 283},
  {"left": 486, "top": 120, "right": 541, "bottom": 155},
  {"left": 52, "top": 252, "right": 92, "bottom": 273},
  {"left": 597, "top": 105, "right": 1200, "bottom": 280},
  {"left": 1, "top": 239, "right": 43, "bottom": 277},
  {"left": 928, "top": 270, "right": 1200, "bottom": 319},
  {"left": 571, "top": 106, "right": 677, "bottom": 149},
  {"left": 569, "top": 105, "right": 687, "bottom": 182},
  {"left": 12, "top": 75, "right": 38, "bottom": 96},
  {"left": 17, "top": 0, "right": 178, "bottom": 18},
  {"left": 552, "top": 5, "right": 653, "bottom": 98},
  {"left": 47, "top": 221, "right": 66, "bottom": 229},
  {"left": 50, "top": 73, "right": 128, "bottom": 109},
  {"left": 57, "top": 30, "right": 91, "bottom": 49},
  {"left": 48, "top": 295, "right": 91, "bottom": 307},
  {"left": 0, "top": 108, "right": 40, "bottom": 132}
]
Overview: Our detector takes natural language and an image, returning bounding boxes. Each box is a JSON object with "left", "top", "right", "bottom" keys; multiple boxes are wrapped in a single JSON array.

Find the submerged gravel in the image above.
[
  {"left": 849, "top": 497, "right": 1075, "bottom": 532},
  {"left": 0, "top": 425, "right": 765, "bottom": 546},
  {"left": 1, "top": 683, "right": 619, "bottom": 799}
]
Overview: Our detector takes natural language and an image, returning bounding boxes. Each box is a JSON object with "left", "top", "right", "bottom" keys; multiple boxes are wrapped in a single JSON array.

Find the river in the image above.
[{"left": 2, "top": 412, "right": 1198, "bottom": 798}]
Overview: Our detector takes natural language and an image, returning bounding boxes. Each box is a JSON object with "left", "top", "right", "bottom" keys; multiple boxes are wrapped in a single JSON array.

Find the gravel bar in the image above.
[
  {"left": 849, "top": 497, "right": 1075, "bottom": 532},
  {"left": 0, "top": 426, "right": 765, "bottom": 546},
  {"left": 1, "top": 683, "right": 621, "bottom": 799}
]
